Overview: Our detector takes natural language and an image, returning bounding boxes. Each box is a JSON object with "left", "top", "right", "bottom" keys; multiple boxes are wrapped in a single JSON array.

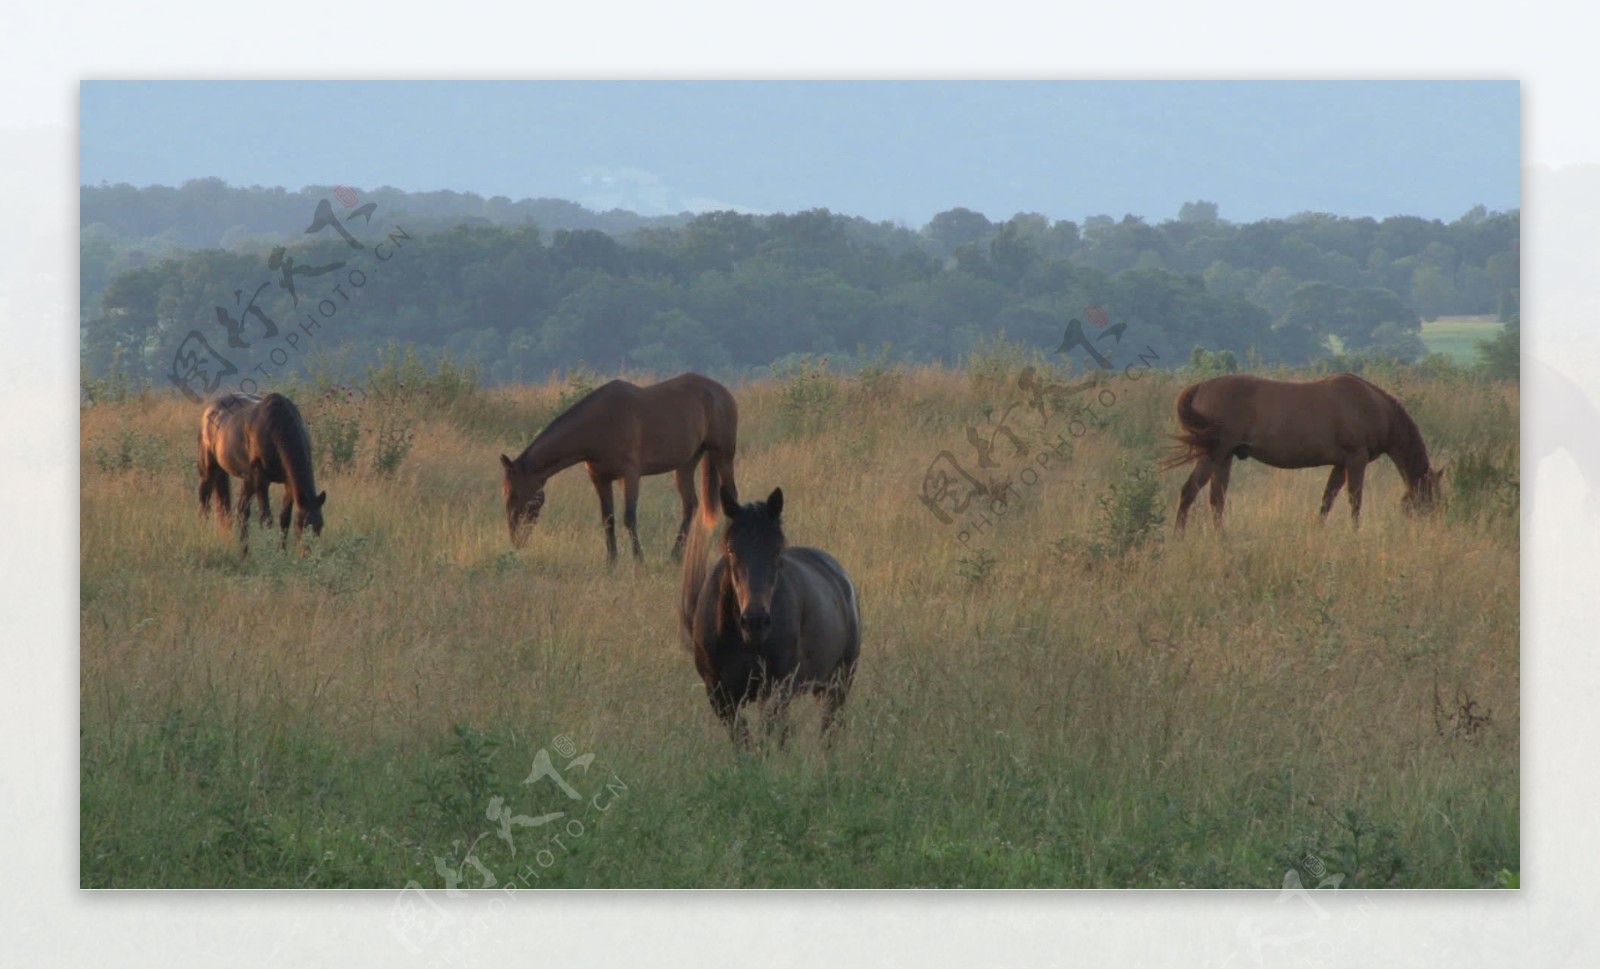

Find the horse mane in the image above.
[
  {"left": 514, "top": 380, "right": 626, "bottom": 467},
  {"left": 260, "top": 394, "right": 320, "bottom": 503},
  {"left": 1348, "top": 374, "right": 1432, "bottom": 484}
]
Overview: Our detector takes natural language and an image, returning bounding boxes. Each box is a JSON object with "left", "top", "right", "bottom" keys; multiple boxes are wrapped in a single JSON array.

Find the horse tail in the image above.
[
  {"left": 699, "top": 451, "right": 721, "bottom": 531},
  {"left": 680, "top": 513, "right": 712, "bottom": 652},
  {"left": 1159, "top": 383, "right": 1218, "bottom": 471}
]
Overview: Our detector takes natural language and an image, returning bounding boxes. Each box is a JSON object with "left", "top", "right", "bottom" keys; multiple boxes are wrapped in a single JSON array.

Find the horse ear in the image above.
[
  {"left": 766, "top": 487, "right": 784, "bottom": 520},
  {"left": 499, "top": 454, "right": 514, "bottom": 472},
  {"left": 317, "top": 490, "right": 327, "bottom": 507},
  {"left": 720, "top": 484, "right": 741, "bottom": 520}
]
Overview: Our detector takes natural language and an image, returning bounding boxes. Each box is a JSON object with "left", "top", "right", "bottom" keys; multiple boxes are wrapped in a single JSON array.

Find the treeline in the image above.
[{"left": 81, "top": 181, "right": 1518, "bottom": 386}]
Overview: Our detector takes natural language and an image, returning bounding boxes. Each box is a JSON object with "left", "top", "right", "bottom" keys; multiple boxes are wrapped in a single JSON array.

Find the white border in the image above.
[{"left": 7, "top": 3, "right": 1596, "bottom": 965}]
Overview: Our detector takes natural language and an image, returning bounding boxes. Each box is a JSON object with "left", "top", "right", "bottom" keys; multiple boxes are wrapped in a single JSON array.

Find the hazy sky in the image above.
[{"left": 79, "top": 81, "right": 1518, "bottom": 226}]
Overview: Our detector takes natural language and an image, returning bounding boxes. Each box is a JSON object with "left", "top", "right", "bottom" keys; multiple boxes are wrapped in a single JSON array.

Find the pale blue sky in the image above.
[{"left": 80, "top": 81, "right": 1519, "bottom": 225}]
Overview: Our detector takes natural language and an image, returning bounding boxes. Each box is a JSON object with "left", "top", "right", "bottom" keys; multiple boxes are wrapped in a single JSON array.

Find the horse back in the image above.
[
  {"left": 1189, "top": 374, "right": 1395, "bottom": 464},
  {"left": 199, "top": 392, "right": 260, "bottom": 478}
]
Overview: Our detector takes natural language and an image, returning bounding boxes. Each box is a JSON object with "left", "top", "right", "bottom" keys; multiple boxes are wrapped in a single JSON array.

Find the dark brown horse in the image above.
[
  {"left": 499, "top": 373, "right": 738, "bottom": 562},
  {"left": 1165, "top": 373, "right": 1441, "bottom": 530},
  {"left": 199, "top": 391, "right": 326, "bottom": 552},
  {"left": 680, "top": 486, "right": 861, "bottom": 749}
]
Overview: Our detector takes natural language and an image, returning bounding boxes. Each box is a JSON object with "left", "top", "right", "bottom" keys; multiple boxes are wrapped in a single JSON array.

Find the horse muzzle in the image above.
[{"left": 739, "top": 609, "right": 773, "bottom": 643}]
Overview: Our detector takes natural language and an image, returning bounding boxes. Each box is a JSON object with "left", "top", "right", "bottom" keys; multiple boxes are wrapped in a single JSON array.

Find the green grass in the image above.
[{"left": 1422, "top": 316, "right": 1504, "bottom": 365}]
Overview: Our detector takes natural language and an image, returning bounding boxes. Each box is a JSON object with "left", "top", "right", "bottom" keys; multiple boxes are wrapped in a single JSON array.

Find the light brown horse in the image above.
[
  {"left": 199, "top": 391, "right": 326, "bottom": 552},
  {"left": 680, "top": 486, "right": 861, "bottom": 749},
  {"left": 1164, "top": 373, "right": 1441, "bottom": 530},
  {"left": 499, "top": 373, "right": 739, "bottom": 562}
]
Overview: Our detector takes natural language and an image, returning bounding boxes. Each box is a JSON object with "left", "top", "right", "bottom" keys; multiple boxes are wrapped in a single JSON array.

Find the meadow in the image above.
[
  {"left": 1421, "top": 315, "right": 1506, "bottom": 364},
  {"left": 79, "top": 353, "right": 1520, "bottom": 889}
]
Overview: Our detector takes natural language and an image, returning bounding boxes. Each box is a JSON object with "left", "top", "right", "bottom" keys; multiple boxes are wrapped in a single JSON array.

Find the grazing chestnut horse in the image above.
[
  {"left": 199, "top": 392, "right": 326, "bottom": 552},
  {"left": 680, "top": 486, "right": 861, "bottom": 749},
  {"left": 499, "top": 373, "right": 738, "bottom": 562},
  {"left": 1165, "top": 373, "right": 1441, "bottom": 530}
]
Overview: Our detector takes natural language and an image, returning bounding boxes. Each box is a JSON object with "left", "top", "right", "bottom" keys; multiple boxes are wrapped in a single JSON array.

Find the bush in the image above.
[
  {"left": 1079, "top": 454, "right": 1165, "bottom": 563},
  {"left": 776, "top": 354, "right": 840, "bottom": 436}
]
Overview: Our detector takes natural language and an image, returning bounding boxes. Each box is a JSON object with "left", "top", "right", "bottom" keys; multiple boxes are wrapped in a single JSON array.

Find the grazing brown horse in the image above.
[
  {"left": 680, "top": 486, "right": 861, "bottom": 749},
  {"left": 499, "top": 373, "right": 739, "bottom": 562},
  {"left": 199, "top": 392, "right": 326, "bottom": 552},
  {"left": 1164, "top": 373, "right": 1441, "bottom": 530}
]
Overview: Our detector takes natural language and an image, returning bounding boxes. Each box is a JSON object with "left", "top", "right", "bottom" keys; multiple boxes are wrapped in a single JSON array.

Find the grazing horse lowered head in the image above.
[
  {"left": 198, "top": 391, "right": 326, "bottom": 554},
  {"left": 499, "top": 372, "right": 738, "bottom": 563},
  {"left": 680, "top": 486, "right": 861, "bottom": 749},
  {"left": 1163, "top": 372, "right": 1442, "bottom": 531}
]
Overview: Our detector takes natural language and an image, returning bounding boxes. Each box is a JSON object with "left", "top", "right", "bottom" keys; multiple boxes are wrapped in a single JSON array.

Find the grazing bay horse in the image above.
[
  {"left": 1164, "top": 373, "right": 1441, "bottom": 530},
  {"left": 199, "top": 392, "right": 326, "bottom": 553},
  {"left": 680, "top": 486, "right": 861, "bottom": 749},
  {"left": 499, "top": 373, "right": 739, "bottom": 563}
]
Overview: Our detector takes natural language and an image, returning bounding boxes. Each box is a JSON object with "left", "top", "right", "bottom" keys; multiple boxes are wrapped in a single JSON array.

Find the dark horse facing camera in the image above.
[
  {"left": 198, "top": 391, "right": 326, "bottom": 555},
  {"left": 680, "top": 485, "right": 862, "bottom": 750},
  {"left": 499, "top": 373, "right": 738, "bottom": 562}
]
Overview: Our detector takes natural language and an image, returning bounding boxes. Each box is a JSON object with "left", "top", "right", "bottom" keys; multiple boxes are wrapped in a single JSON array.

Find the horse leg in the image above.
[
  {"left": 764, "top": 684, "right": 795, "bottom": 752},
  {"left": 1208, "top": 453, "right": 1235, "bottom": 528},
  {"left": 819, "top": 665, "right": 856, "bottom": 745},
  {"left": 213, "top": 471, "right": 232, "bottom": 532},
  {"left": 279, "top": 492, "right": 295, "bottom": 551},
  {"left": 670, "top": 459, "right": 699, "bottom": 561},
  {"left": 236, "top": 472, "right": 255, "bottom": 556},
  {"left": 256, "top": 478, "right": 274, "bottom": 526},
  {"left": 1319, "top": 465, "right": 1346, "bottom": 520},
  {"left": 622, "top": 473, "right": 644, "bottom": 561},
  {"left": 709, "top": 687, "right": 750, "bottom": 750},
  {"left": 1176, "top": 457, "right": 1214, "bottom": 532},
  {"left": 1345, "top": 455, "right": 1370, "bottom": 527},
  {"left": 591, "top": 473, "right": 618, "bottom": 564}
]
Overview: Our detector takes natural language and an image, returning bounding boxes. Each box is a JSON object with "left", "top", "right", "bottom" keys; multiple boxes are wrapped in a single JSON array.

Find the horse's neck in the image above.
[
  {"left": 1388, "top": 402, "right": 1430, "bottom": 484},
  {"left": 274, "top": 424, "right": 319, "bottom": 503},
  {"left": 517, "top": 419, "right": 591, "bottom": 477}
]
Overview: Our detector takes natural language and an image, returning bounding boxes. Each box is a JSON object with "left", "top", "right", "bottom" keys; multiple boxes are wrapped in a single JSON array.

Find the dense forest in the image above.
[{"left": 80, "top": 179, "right": 1519, "bottom": 389}]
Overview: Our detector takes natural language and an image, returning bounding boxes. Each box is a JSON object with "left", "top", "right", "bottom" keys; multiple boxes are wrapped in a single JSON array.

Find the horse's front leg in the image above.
[
  {"left": 1345, "top": 456, "right": 1369, "bottom": 527},
  {"left": 279, "top": 494, "right": 295, "bottom": 551},
  {"left": 1318, "top": 465, "right": 1346, "bottom": 520},
  {"left": 708, "top": 685, "right": 751, "bottom": 751}
]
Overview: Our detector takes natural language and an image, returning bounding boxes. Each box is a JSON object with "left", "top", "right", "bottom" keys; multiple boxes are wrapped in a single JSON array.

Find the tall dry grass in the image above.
[{"left": 79, "top": 362, "right": 1518, "bottom": 888}]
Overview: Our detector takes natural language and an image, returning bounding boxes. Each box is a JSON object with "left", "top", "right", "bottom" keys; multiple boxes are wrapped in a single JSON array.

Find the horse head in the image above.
[
  {"left": 299, "top": 490, "right": 328, "bottom": 537},
  {"left": 721, "top": 485, "right": 786, "bottom": 645},
  {"left": 1404, "top": 466, "right": 1445, "bottom": 516},
  {"left": 500, "top": 454, "right": 547, "bottom": 548}
]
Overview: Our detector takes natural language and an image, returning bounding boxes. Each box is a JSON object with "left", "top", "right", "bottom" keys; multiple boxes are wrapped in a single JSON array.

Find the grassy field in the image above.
[
  {"left": 1421, "top": 315, "right": 1505, "bottom": 364},
  {"left": 80, "top": 357, "right": 1520, "bottom": 889}
]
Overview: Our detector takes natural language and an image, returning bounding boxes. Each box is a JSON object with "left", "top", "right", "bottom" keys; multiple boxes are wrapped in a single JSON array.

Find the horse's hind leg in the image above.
[
  {"left": 1208, "top": 453, "right": 1235, "bottom": 528},
  {"left": 1319, "top": 465, "right": 1346, "bottom": 520},
  {"left": 1176, "top": 457, "right": 1214, "bottom": 532},
  {"left": 670, "top": 459, "right": 699, "bottom": 561},
  {"left": 236, "top": 474, "right": 255, "bottom": 556},
  {"left": 622, "top": 472, "right": 644, "bottom": 561},
  {"left": 819, "top": 664, "right": 856, "bottom": 745},
  {"left": 591, "top": 473, "right": 618, "bottom": 564}
]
